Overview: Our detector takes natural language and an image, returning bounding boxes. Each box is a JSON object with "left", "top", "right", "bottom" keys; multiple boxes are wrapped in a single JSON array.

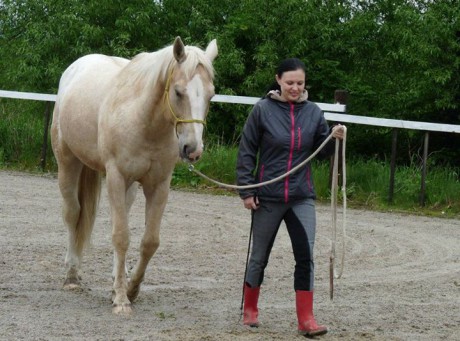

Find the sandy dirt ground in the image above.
[{"left": 0, "top": 170, "right": 459, "bottom": 341}]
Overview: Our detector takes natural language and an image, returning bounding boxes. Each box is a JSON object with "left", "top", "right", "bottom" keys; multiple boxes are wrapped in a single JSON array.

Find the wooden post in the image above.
[
  {"left": 388, "top": 128, "right": 398, "bottom": 203},
  {"left": 40, "top": 102, "right": 52, "bottom": 171},
  {"left": 419, "top": 132, "right": 429, "bottom": 207},
  {"left": 329, "top": 90, "right": 348, "bottom": 187},
  {"left": 334, "top": 90, "right": 348, "bottom": 105}
]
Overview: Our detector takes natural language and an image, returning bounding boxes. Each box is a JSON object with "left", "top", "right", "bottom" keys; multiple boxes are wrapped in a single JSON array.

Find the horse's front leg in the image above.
[
  {"left": 127, "top": 180, "right": 169, "bottom": 302},
  {"left": 111, "top": 183, "right": 138, "bottom": 281},
  {"left": 106, "top": 167, "right": 132, "bottom": 315}
]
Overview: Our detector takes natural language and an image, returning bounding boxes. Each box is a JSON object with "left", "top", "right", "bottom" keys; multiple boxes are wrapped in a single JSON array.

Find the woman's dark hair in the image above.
[
  {"left": 276, "top": 58, "right": 306, "bottom": 78},
  {"left": 266, "top": 58, "right": 307, "bottom": 94}
]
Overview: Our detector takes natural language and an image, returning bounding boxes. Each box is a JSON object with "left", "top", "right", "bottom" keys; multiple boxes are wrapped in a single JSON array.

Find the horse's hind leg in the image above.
[
  {"left": 57, "top": 154, "right": 101, "bottom": 289},
  {"left": 57, "top": 157, "right": 84, "bottom": 288}
]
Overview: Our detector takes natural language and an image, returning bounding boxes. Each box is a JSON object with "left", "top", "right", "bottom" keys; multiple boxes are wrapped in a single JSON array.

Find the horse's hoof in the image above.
[
  {"left": 63, "top": 277, "right": 81, "bottom": 290},
  {"left": 112, "top": 303, "right": 133, "bottom": 315},
  {"left": 127, "top": 285, "right": 140, "bottom": 302},
  {"left": 127, "top": 292, "right": 139, "bottom": 303}
]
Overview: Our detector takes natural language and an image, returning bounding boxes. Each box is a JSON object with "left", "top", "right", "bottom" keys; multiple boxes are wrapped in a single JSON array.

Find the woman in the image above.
[{"left": 236, "top": 58, "right": 345, "bottom": 336}]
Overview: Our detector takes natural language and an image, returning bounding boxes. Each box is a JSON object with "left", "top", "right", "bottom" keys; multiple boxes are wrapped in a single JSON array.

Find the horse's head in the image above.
[{"left": 165, "top": 37, "right": 218, "bottom": 163}]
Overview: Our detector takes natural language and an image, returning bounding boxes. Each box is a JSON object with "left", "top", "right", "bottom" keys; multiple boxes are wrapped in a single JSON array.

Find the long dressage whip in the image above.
[
  {"left": 238, "top": 207, "right": 255, "bottom": 322},
  {"left": 188, "top": 128, "right": 347, "bottom": 300}
]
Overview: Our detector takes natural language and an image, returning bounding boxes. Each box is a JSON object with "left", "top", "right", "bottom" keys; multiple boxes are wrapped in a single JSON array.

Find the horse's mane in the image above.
[{"left": 118, "top": 43, "right": 215, "bottom": 93}]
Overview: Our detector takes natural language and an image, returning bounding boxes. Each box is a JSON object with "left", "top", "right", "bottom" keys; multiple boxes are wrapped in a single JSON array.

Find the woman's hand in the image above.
[
  {"left": 243, "top": 196, "right": 259, "bottom": 210},
  {"left": 332, "top": 124, "right": 346, "bottom": 140}
]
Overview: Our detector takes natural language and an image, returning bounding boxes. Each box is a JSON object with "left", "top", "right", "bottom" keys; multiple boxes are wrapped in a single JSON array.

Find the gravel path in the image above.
[{"left": 0, "top": 171, "right": 459, "bottom": 340}]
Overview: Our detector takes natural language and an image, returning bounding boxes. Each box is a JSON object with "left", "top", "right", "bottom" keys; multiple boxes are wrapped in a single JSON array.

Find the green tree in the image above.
[
  {"left": 0, "top": 0, "right": 458, "bottom": 163},
  {"left": 0, "top": 0, "right": 161, "bottom": 92}
]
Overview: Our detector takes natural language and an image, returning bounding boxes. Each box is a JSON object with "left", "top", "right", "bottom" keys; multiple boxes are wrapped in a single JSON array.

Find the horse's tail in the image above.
[{"left": 75, "top": 165, "right": 102, "bottom": 254}]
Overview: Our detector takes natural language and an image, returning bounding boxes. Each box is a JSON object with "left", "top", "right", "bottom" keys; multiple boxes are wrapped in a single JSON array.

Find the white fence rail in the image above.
[
  {"left": 0, "top": 90, "right": 57, "bottom": 102},
  {"left": 2, "top": 89, "right": 460, "bottom": 206},
  {"left": 2, "top": 89, "right": 460, "bottom": 133}
]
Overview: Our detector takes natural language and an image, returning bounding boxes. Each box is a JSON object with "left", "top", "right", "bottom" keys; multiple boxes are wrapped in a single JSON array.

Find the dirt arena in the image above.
[{"left": 0, "top": 171, "right": 458, "bottom": 340}]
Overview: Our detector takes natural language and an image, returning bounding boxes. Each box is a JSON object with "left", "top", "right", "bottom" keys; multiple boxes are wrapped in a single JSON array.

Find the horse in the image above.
[{"left": 51, "top": 37, "right": 218, "bottom": 314}]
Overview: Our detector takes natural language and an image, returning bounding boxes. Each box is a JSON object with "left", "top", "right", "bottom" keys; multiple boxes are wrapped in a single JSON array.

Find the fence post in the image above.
[
  {"left": 329, "top": 90, "right": 348, "bottom": 187},
  {"left": 388, "top": 128, "right": 398, "bottom": 203},
  {"left": 40, "top": 102, "right": 52, "bottom": 171},
  {"left": 419, "top": 132, "right": 429, "bottom": 206}
]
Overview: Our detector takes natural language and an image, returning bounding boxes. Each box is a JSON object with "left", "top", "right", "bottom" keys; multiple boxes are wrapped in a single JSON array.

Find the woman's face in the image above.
[{"left": 276, "top": 68, "right": 305, "bottom": 102}]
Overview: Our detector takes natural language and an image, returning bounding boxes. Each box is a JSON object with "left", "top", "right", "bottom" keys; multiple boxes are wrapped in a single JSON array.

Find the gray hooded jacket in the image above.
[{"left": 236, "top": 90, "right": 335, "bottom": 202}]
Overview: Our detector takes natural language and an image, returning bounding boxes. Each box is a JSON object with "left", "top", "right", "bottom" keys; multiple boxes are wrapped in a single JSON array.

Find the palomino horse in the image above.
[{"left": 51, "top": 37, "right": 218, "bottom": 314}]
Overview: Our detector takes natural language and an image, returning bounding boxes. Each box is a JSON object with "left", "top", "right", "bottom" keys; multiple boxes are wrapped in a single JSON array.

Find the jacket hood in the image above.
[{"left": 267, "top": 89, "right": 309, "bottom": 103}]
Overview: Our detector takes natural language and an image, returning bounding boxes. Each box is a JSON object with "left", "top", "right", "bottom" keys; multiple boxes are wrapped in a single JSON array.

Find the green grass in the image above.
[
  {"left": 1, "top": 102, "right": 459, "bottom": 217},
  {"left": 311, "top": 159, "right": 460, "bottom": 216},
  {"left": 0, "top": 101, "right": 55, "bottom": 171},
  {"left": 172, "top": 142, "right": 239, "bottom": 195},
  {"left": 173, "top": 148, "right": 460, "bottom": 217}
]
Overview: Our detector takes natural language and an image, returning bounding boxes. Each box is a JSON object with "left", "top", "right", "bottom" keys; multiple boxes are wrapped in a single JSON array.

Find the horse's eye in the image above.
[{"left": 174, "top": 86, "right": 185, "bottom": 99}]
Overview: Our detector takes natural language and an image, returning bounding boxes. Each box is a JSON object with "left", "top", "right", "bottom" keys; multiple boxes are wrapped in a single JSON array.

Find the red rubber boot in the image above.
[
  {"left": 296, "top": 290, "right": 328, "bottom": 336},
  {"left": 243, "top": 283, "right": 260, "bottom": 327}
]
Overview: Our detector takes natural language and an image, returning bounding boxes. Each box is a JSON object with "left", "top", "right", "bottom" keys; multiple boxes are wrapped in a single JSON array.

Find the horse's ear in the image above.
[
  {"left": 173, "top": 36, "right": 187, "bottom": 64},
  {"left": 205, "top": 39, "right": 218, "bottom": 62}
]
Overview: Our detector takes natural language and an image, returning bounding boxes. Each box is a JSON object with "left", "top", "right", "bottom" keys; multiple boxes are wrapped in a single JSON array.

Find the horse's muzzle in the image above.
[{"left": 181, "top": 144, "right": 203, "bottom": 162}]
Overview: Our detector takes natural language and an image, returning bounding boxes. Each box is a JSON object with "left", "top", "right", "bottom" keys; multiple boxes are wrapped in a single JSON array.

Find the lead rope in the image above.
[
  {"left": 188, "top": 128, "right": 347, "bottom": 301},
  {"left": 330, "top": 126, "right": 347, "bottom": 300},
  {"left": 188, "top": 132, "right": 334, "bottom": 190}
]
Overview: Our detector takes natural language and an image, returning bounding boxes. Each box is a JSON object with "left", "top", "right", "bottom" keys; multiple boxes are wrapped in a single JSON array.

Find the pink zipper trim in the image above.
[
  {"left": 259, "top": 164, "right": 265, "bottom": 182},
  {"left": 297, "top": 127, "right": 301, "bottom": 150},
  {"left": 285, "top": 103, "right": 295, "bottom": 203},
  {"left": 306, "top": 167, "right": 312, "bottom": 192}
]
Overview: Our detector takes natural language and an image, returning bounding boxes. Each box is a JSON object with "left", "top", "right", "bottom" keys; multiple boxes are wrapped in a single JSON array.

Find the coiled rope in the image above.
[{"left": 188, "top": 127, "right": 347, "bottom": 300}]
